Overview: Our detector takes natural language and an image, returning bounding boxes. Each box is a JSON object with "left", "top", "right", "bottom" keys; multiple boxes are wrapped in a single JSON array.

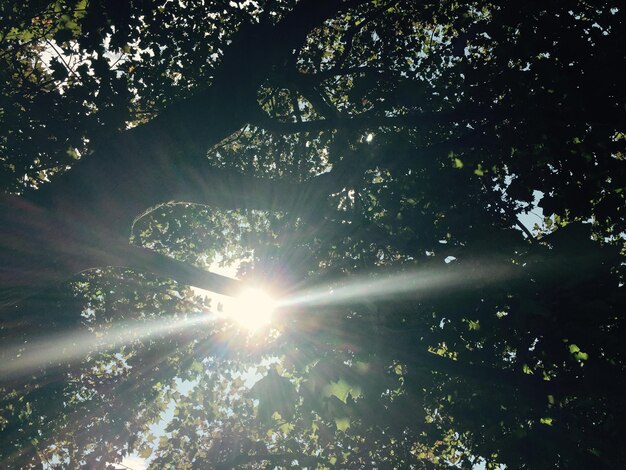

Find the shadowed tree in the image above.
[{"left": 0, "top": 0, "right": 625, "bottom": 468}]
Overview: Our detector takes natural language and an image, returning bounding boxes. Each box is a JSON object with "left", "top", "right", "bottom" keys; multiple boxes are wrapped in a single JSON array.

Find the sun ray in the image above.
[
  {"left": 278, "top": 262, "right": 515, "bottom": 309},
  {"left": 0, "top": 313, "right": 213, "bottom": 381}
]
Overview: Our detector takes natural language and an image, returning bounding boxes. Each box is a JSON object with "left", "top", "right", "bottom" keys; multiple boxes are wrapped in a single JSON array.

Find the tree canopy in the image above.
[{"left": 0, "top": 0, "right": 625, "bottom": 468}]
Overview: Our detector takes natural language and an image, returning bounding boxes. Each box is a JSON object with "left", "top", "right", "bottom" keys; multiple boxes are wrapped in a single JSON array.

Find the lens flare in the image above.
[{"left": 0, "top": 262, "right": 513, "bottom": 382}]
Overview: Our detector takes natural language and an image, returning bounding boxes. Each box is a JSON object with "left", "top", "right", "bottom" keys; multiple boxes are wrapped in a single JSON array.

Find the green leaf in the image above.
[
  {"left": 189, "top": 360, "right": 204, "bottom": 375},
  {"left": 137, "top": 445, "right": 152, "bottom": 459},
  {"left": 568, "top": 344, "right": 589, "bottom": 362},
  {"left": 323, "top": 379, "right": 361, "bottom": 403},
  {"left": 250, "top": 368, "right": 297, "bottom": 424},
  {"left": 568, "top": 344, "right": 580, "bottom": 354},
  {"left": 335, "top": 417, "right": 351, "bottom": 432}
]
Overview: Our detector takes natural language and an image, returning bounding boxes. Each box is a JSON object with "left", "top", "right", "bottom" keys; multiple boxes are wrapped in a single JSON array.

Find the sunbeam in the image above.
[
  {"left": 0, "top": 312, "right": 213, "bottom": 381},
  {"left": 0, "top": 262, "right": 512, "bottom": 382},
  {"left": 278, "top": 261, "right": 515, "bottom": 309}
]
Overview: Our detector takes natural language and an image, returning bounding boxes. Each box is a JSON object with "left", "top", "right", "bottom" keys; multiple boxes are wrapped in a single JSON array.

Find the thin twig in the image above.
[
  {"left": 516, "top": 218, "right": 536, "bottom": 241},
  {"left": 45, "top": 39, "right": 80, "bottom": 80}
]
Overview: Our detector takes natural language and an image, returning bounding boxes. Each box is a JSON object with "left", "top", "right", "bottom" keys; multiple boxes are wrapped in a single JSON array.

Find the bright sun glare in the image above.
[{"left": 230, "top": 288, "right": 275, "bottom": 331}]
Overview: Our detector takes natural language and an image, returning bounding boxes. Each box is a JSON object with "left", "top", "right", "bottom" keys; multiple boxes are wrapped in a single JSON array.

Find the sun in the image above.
[{"left": 229, "top": 288, "right": 276, "bottom": 331}]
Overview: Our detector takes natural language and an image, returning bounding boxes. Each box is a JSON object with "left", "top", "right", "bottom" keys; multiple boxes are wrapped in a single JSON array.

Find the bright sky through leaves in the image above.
[{"left": 0, "top": 0, "right": 624, "bottom": 467}]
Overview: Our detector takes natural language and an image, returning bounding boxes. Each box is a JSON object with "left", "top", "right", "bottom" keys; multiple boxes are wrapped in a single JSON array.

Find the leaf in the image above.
[
  {"left": 50, "top": 58, "right": 68, "bottom": 80},
  {"left": 335, "top": 417, "right": 351, "bottom": 432},
  {"left": 137, "top": 445, "right": 152, "bottom": 459},
  {"left": 323, "top": 378, "right": 362, "bottom": 403},
  {"left": 53, "top": 28, "right": 74, "bottom": 43},
  {"left": 250, "top": 368, "right": 297, "bottom": 424},
  {"left": 188, "top": 360, "right": 204, "bottom": 375},
  {"left": 568, "top": 344, "right": 589, "bottom": 362},
  {"left": 568, "top": 344, "right": 580, "bottom": 354}
]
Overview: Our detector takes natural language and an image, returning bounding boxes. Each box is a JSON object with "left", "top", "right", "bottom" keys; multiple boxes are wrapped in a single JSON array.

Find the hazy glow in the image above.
[{"left": 229, "top": 288, "right": 275, "bottom": 331}]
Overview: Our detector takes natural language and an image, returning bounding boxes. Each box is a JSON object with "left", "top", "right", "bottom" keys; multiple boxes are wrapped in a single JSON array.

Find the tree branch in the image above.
[
  {"left": 1, "top": 0, "right": 376, "bottom": 301},
  {"left": 113, "top": 244, "right": 241, "bottom": 296}
]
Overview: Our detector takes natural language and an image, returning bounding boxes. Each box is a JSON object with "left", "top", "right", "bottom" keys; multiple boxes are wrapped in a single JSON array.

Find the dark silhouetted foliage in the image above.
[{"left": 1, "top": 0, "right": 624, "bottom": 468}]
